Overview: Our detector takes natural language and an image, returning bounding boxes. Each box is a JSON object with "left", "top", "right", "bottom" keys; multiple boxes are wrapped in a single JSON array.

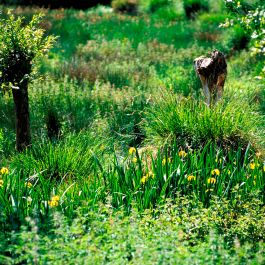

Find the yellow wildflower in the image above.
[
  {"left": 162, "top": 157, "right": 172, "bottom": 166},
  {"left": 187, "top": 175, "right": 196, "bottom": 182},
  {"left": 0, "top": 179, "right": 3, "bottom": 188},
  {"left": 48, "top": 195, "right": 60, "bottom": 208},
  {"left": 227, "top": 170, "right": 231, "bottom": 175},
  {"left": 256, "top": 151, "right": 261, "bottom": 158},
  {"left": 129, "top": 147, "right": 136, "bottom": 155},
  {"left": 178, "top": 150, "right": 187, "bottom": 158},
  {"left": 140, "top": 176, "right": 148, "bottom": 184},
  {"left": 249, "top": 162, "right": 255, "bottom": 170},
  {"left": 263, "top": 165, "right": 265, "bottom": 172},
  {"left": 211, "top": 169, "right": 220, "bottom": 176},
  {"left": 146, "top": 171, "right": 155, "bottom": 179},
  {"left": 132, "top": 157, "right": 137, "bottom": 163},
  {"left": 140, "top": 171, "right": 154, "bottom": 184},
  {"left": 52, "top": 195, "right": 60, "bottom": 202},
  {"left": 25, "top": 182, "right": 33, "bottom": 188},
  {"left": 207, "top": 177, "right": 216, "bottom": 184},
  {"left": 0, "top": 167, "right": 9, "bottom": 175},
  {"left": 48, "top": 200, "right": 59, "bottom": 207}
]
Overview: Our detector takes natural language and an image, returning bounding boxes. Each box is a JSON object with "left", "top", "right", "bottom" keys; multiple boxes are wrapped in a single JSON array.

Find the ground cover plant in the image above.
[{"left": 0, "top": 0, "right": 264, "bottom": 263}]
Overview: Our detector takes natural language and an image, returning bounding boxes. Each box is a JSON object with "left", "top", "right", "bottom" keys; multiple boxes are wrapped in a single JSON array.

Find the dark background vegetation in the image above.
[{"left": 0, "top": 0, "right": 111, "bottom": 8}]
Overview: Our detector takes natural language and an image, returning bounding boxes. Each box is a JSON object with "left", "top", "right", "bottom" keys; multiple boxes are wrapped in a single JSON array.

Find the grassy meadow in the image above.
[{"left": 0, "top": 1, "right": 265, "bottom": 264}]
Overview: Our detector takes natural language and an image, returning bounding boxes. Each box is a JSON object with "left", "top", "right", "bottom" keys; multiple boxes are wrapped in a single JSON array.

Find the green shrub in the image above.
[
  {"left": 1, "top": 197, "right": 265, "bottom": 264},
  {"left": 148, "top": 0, "right": 170, "bottom": 12},
  {"left": 221, "top": 25, "right": 250, "bottom": 53},
  {"left": 143, "top": 92, "right": 263, "bottom": 149},
  {"left": 183, "top": 0, "right": 209, "bottom": 19},
  {"left": 111, "top": 0, "right": 139, "bottom": 14},
  {"left": 222, "top": 0, "right": 265, "bottom": 78}
]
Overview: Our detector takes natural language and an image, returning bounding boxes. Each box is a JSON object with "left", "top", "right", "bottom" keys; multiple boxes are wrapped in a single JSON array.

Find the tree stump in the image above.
[{"left": 194, "top": 50, "right": 227, "bottom": 106}]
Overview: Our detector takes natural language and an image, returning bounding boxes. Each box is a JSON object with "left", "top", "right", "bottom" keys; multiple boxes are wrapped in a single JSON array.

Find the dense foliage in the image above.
[
  {"left": 0, "top": 1, "right": 264, "bottom": 263},
  {"left": 223, "top": 0, "right": 265, "bottom": 77},
  {"left": 0, "top": 12, "right": 54, "bottom": 90}
]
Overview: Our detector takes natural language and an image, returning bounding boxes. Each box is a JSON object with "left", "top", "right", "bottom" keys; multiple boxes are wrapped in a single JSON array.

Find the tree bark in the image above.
[{"left": 12, "top": 80, "right": 31, "bottom": 152}]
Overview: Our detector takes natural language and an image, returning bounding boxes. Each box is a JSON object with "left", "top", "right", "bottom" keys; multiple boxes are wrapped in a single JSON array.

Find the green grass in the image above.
[
  {"left": 0, "top": 143, "right": 264, "bottom": 226},
  {"left": 143, "top": 91, "right": 264, "bottom": 149}
]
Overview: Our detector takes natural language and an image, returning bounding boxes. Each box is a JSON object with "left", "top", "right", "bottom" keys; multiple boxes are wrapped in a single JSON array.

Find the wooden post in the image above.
[{"left": 194, "top": 50, "right": 227, "bottom": 106}]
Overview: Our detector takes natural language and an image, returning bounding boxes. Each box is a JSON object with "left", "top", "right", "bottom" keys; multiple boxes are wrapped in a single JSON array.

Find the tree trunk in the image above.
[{"left": 12, "top": 80, "right": 31, "bottom": 152}]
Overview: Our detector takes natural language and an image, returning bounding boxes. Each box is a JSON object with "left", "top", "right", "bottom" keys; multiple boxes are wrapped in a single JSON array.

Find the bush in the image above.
[
  {"left": 143, "top": 92, "right": 263, "bottom": 150},
  {"left": 111, "top": 0, "right": 139, "bottom": 14},
  {"left": 222, "top": 0, "right": 265, "bottom": 78},
  {"left": 148, "top": 0, "right": 170, "bottom": 12},
  {"left": 183, "top": 0, "right": 209, "bottom": 19},
  {"left": 222, "top": 25, "right": 250, "bottom": 53},
  {"left": 1, "top": 196, "right": 265, "bottom": 264}
]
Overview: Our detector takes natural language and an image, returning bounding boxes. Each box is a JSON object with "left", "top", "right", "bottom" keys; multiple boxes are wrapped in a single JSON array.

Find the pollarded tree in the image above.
[{"left": 0, "top": 11, "right": 55, "bottom": 151}]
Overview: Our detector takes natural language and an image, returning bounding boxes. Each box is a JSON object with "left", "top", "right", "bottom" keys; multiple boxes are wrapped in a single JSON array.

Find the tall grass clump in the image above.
[
  {"left": 10, "top": 132, "right": 104, "bottom": 180},
  {"left": 143, "top": 90, "right": 264, "bottom": 150},
  {"left": 107, "top": 143, "right": 265, "bottom": 210}
]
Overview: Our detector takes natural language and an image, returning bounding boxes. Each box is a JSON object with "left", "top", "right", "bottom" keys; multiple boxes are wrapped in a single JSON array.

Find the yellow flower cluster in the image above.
[
  {"left": 129, "top": 147, "right": 138, "bottom": 163},
  {"left": 141, "top": 171, "right": 154, "bottom": 184},
  {"left": 0, "top": 167, "right": 8, "bottom": 189},
  {"left": 25, "top": 182, "right": 33, "bottom": 188},
  {"left": 249, "top": 162, "right": 260, "bottom": 170},
  {"left": 48, "top": 195, "right": 60, "bottom": 208},
  {"left": 208, "top": 169, "right": 219, "bottom": 185},
  {"left": 132, "top": 157, "right": 138, "bottom": 163},
  {"left": 129, "top": 147, "right": 136, "bottom": 155},
  {"left": 178, "top": 150, "right": 187, "bottom": 158},
  {"left": 211, "top": 169, "right": 220, "bottom": 176},
  {"left": 162, "top": 157, "right": 172, "bottom": 166},
  {"left": 0, "top": 167, "right": 9, "bottom": 175},
  {"left": 250, "top": 162, "right": 255, "bottom": 170},
  {"left": 207, "top": 177, "right": 216, "bottom": 184},
  {"left": 187, "top": 175, "right": 196, "bottom": 182},
  {"left": 0, "top": 179, "right": 3, "bottom": 188}
]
